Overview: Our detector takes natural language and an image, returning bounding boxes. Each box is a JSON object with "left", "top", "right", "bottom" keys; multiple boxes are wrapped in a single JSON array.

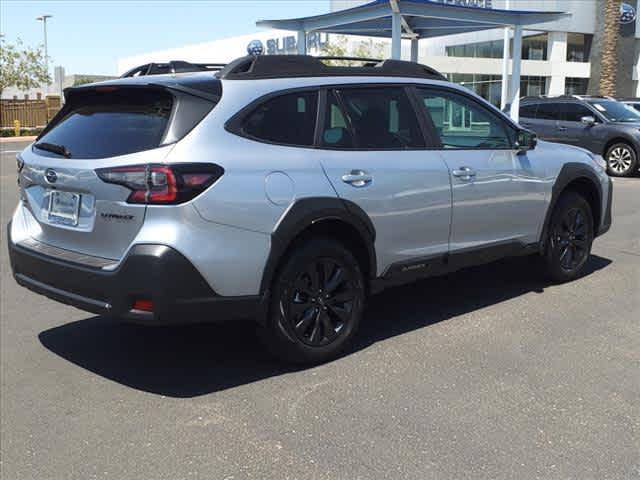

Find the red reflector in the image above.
[{"left": 132, "top": 299, "right": 154, "bottom": 312}]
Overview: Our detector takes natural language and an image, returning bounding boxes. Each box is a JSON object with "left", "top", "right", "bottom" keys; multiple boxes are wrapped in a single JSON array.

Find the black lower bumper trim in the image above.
[
  {"left": 597, "top": 177, "right": 613, "bottom": 237},
  {"left": 8, "top": 224, "right": 260, "bottom": 325}
]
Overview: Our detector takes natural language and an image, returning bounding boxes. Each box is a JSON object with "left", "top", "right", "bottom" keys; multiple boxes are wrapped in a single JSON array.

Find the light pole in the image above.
[{"left": 36, "top": 15, "right": 52, "bottom": 92}]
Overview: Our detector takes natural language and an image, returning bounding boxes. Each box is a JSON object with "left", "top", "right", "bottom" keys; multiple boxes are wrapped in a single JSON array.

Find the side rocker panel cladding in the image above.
[{"left": 259, "top": 197, "right": 377, "bottom": 295}]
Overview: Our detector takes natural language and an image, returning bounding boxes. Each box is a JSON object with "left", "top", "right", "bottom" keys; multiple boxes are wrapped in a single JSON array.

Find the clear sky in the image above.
[{"left": 0, "top": 0, "right": 330, "bottom": 75}]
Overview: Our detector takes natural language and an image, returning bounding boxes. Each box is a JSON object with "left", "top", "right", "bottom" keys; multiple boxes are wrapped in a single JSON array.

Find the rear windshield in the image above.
[{"left": 36, "top": 89, "right": 174, "bottom": 159}]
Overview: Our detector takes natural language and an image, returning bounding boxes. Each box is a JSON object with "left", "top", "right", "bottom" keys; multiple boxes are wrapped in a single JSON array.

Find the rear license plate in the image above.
[{"left": 48, "top": 190, "right": 81, "bottom": 226}]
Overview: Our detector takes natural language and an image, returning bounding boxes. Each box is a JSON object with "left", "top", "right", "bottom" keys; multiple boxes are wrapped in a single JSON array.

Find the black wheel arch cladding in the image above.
[
  {"left": 259, "top": 197, "right": 377, "bottom": 295},
  {"left": 540, "top": 162, "right": 604, "bottom": 249}
]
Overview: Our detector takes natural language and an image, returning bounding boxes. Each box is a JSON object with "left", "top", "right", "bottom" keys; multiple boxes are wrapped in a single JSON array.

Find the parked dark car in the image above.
[{"left": 516, "top": 96, "right": 640, "bottom": 177}]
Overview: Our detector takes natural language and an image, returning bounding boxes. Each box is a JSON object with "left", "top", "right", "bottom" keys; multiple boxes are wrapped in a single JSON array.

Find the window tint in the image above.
[
  {"left": 337, "top": 88, "right": 424, "bottom": 149},
  {"left": 536, "top": 103, "right": 561, "bottom": 121},
  {"left": 560, "top": 103, "right": 594, "bottom": 122},
  {"left": 320, "top": 91, "right": 354, "bottom": 148},
  {"left": 417, "top": 88, "right": 514, "bottom": 149},
  {"left": 243, "top": 91, "right": 318, "bottom": 146},
  {"left": 37, "top": 89, "right": 174, "bottom": 159},
  {"left": 520, "top": 103, "right": 539, "bottom": 119}
]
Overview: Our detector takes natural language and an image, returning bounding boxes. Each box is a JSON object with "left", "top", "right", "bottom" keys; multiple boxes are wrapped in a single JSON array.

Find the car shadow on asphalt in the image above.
[{"left": 38, "top": 254, "right": 611, "bottom": 398}]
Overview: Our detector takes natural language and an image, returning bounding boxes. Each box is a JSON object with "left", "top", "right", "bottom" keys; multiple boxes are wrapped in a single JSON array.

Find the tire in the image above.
[
  {"left": 605, "top": 142, "right": 637, "bottom": 177},
  {"left": 259, "top": 237, "right": 366, "bottom": 364},
  {"left": 543, "top": 191, "right": 594, "bottom": 283}
]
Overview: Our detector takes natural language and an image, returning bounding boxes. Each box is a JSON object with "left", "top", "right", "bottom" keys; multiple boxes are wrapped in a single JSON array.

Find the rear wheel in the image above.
[
  {"left": 543, "top": 191, "right": 594, "bottom": 283},
  {"left": 260, "top": 238, "right": 365, "bottom": 364},
  {"left": 605, "top": 142, "right": 637, "bottom": 177}
]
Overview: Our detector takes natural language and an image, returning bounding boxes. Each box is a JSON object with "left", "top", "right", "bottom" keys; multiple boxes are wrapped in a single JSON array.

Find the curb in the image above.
[{"left": 0, "top": 136, "right": 37, "bottom": 144}]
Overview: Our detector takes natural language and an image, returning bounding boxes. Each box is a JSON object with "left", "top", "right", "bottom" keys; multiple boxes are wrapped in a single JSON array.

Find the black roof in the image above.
[{"left": 216, "top": 55, "right": 446, "bottom": 81}]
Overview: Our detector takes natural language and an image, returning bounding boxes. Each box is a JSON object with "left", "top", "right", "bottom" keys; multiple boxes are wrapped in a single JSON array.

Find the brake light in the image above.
[{"left": 96, "top": 163, "right": 223, "bottom": 204}]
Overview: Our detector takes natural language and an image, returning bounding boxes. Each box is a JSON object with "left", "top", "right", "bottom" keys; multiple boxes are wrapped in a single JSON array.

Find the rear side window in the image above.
[
  {"left": 519, "top": 103, "right": 539, "bottom": 119},
  {"left": 37, "top": 89, "right": 174, "bottom": 159},
  {"left": 338, "top": 87, "right": 424, "bottom": 149},
  {"left": 536, "top": 103, "right": 561, "bottom": 121},
  {"left": 243, "top": 91, "right": 318, "bottom": 147}
]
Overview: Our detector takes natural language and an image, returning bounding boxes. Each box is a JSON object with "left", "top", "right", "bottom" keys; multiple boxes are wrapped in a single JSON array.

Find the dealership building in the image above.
[{"left": 118, "top": 0, "right": 640, "bottom": 106}]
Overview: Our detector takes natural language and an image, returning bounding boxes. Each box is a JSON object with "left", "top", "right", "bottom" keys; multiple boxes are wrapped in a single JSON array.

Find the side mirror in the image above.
[
  {"left": 581, "top": 115, "right": 596, "bottom": 126},
  {"left": 515, "top": 129, "right": 537, "bottom": 154}
]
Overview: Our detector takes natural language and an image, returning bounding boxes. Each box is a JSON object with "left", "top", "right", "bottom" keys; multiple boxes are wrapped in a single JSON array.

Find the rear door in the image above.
[
  {"left": 17, "top": 86, "right": 215, "bottom": 260},
  {"left": 532, "top": 102, "right": 562, "bottom": 142},
  {"left": 316, "top": 86, "right": 452, "bottom": 274},
  {"left": 415, "top": 86, "right": 547, "bottom": 251}
]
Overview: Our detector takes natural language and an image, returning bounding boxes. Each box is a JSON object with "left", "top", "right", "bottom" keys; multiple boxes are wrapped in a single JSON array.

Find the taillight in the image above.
[{"left": 96, "top": 163, "right": 223, "bottom": 205}]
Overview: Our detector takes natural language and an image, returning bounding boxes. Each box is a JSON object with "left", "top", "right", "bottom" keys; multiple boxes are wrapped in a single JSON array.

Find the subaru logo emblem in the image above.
[
  {"left": 45, "top": 168, "right": 58, "bottom": 184},
  {"left": 621, "top": 3, "right": 637, "bottom": 24},
  {"left": 247, "top": 39, "right": 264, "bottom": 56}
]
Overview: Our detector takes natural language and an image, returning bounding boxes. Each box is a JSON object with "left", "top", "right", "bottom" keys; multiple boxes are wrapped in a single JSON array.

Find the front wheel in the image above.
[
  {"left": 259, "top": 238, "right": 366, "bottom": 364},
  {"left": 605, "top": 142, "right": 637, "bottom": 177},
  {"left": 543, "top": 191, "right": 594, "bottom": 283}
]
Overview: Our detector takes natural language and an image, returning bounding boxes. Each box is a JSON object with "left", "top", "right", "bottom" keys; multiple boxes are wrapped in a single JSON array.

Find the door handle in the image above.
[
  {"left": 342, "top": 170, "right": 372, "bottom": 188},
  {"left": 558, "top": 126, "right": 568, "bottom": 131},
  {"left": 452, "top": 166, "right": 476, "bottom": 180}
]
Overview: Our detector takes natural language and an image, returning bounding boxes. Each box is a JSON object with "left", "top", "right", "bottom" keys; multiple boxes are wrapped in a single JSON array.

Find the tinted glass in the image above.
[
  {"left": 338, "top": 88, "right": 424, "bottom": 149},
  {"left": 536, "top": 103, "right": 561, "bottom": 121},
  {"left": 520, "top": 103, "right": 539, "bottom": 119},
  {"left": 37, "top": 89, "right": 173, "bottom": 159},
  {"left": 560, "top": 103, "right": 594, "bottom": 122},
  {"left": 588, "top": 100, "right": 640, "bottom": 122},
  {"left": 417, "top": 88, "right": 514, "bottom": 149},
  {"left": 320, "top": 91, "right": 354, "bottom": 148},
  {"left": 244, "top": 91, "right": 318, "bottom": 146}
]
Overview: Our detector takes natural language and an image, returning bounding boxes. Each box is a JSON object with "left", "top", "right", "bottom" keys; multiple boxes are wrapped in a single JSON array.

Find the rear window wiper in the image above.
[{"left": 34, "top": 142, "right": 72, "bottom": 158}]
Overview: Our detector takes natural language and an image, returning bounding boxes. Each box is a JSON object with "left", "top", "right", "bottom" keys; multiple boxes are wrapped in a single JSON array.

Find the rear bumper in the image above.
[{"left": 8, "top": 223, "right": 261, "bottom": 325}]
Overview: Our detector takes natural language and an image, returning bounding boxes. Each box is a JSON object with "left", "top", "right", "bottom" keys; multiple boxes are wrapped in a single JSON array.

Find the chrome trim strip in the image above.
[{"left": 17, "top": 238, "right": 118, "bottom": 270}]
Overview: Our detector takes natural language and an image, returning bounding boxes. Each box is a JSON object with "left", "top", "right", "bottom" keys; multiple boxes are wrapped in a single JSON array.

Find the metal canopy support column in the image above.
[
  {"left": 297, "top": 30, "right": 307, "bottom": 54},
  {"left": 500, "top": 27, "right": 511, "bottom": 110},
  {"left": 391, "top": 11, "right": 401, "bottom": 59},
  {"left": 509, "top": 24, "right": 523, "bottom": 122},
  {"left": 410, "top": 38, "right": 419, "bottom": 62}
]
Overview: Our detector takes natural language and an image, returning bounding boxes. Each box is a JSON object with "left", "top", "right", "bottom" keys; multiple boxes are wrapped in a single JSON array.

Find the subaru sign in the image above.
[
  {"left": 247, "top": 39, "right": 264, "bottom": 56},
  {"left": 620, "top": 2, "right": 637, "bottom": 24}
]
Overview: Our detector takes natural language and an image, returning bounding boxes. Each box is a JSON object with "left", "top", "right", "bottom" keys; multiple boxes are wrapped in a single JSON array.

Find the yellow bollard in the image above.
[{"left": 14, "top": 120, "right": 21, "bottom": 137}]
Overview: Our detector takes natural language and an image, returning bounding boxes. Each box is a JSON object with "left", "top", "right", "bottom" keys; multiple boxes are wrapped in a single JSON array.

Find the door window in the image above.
[
  {"left": 336, "top": 88, "right": 424, "bottom": 149},
  {"left": 320, "top": 91, "right": 355, "bottom": 148},
  {"left": 416, "top": 88, "right": 515, "bottom": 149},
  {"left": 560, "top": 103, "right": 594, "bottom": 122},
  {"left": 243, "top": 91, "right": 318, "bottom": 146},
  {"left": 519, "top": 103, "right": 539, "bottom": 119},
  {"left": 536, "top": 103, "right": 561, "bottom": 121}
]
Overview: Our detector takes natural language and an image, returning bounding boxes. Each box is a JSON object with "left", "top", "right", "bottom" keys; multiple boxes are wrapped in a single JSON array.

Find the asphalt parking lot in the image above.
[{"left": 1, "top": 139, "right": 638, "bottom": 480}]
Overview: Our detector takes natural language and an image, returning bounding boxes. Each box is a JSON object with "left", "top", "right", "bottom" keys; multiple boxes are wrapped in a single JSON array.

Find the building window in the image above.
[
  {"left": 565, "top": 77, "right": 589, "bottom": 95},
  {"left": 566, "top": 33, "right": 592, "bottom": 62},
  {"left": 521, "top": 76, "right": 547, "bottom": 97},
  {"left": 445, "top": 33, "right": 547, "bottom": 60},
  {"left": 448, "top": 75, "right": 547, "bottom": 106}
]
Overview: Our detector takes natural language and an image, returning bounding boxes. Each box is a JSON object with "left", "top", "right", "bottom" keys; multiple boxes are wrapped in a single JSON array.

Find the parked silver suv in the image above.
[{"left": 8, "top": 56, "right": 612, "bottom": 364}]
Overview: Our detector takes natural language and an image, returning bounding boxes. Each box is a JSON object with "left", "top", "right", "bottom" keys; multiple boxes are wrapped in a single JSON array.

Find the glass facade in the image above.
[
  {"left": 565, "top": 77, "right": 589, "bottom": 95},
  {"left": 448, "top": 74, "right": 547, "bottom": 106},
  {"left": 566, "top": 33, "right": 592, "bottom": 62},
  {"left": 445, "top": 33, "right": 548, "bottom": 60}
]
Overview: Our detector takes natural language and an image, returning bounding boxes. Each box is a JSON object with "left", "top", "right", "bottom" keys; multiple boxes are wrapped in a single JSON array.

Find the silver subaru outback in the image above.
[{"left": 8, "top": 55, "right": 612, "bottom": 364}]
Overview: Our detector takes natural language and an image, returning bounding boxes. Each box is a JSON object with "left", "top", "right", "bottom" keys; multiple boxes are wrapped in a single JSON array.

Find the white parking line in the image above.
[{"left": 1, "top": 150, "right": 22, "bottom": 154}]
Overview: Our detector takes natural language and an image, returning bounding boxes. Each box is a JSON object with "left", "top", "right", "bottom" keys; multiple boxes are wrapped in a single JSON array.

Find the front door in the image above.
[{"left": 415, "top": 87, "right": 547, "bottom": 253}]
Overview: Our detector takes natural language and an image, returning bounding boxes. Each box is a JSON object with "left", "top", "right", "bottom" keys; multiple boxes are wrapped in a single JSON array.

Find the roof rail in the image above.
[
  {"left": 216, "top": 55, "right": 447, "bottom": 81},
  {"left": 120, "top": 61, "right": 227, "bottom": 78}
]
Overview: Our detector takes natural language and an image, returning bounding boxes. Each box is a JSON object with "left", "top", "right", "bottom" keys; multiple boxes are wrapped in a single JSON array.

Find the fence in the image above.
[{"left": 0, "top": 96, "right": 62, "bottom": 128}]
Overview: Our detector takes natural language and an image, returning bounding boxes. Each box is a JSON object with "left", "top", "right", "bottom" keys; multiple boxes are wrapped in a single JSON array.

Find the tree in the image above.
[
  {"left": 320, "top": 35, "right": 387, "bottom": 65},
  {"left": 600, "top": 0, "right": 621, "bottom": 96},
  {"left": 73, "top": 76, "right": 97, "bottom": 87},
  {"left": 0, "top": 38, "right": 50, "bottom": 97}
]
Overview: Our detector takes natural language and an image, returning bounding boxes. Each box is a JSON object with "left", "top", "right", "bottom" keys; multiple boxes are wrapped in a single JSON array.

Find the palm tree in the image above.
[{"left": 599, "top": 0, "right": 622, "bottom": 96}]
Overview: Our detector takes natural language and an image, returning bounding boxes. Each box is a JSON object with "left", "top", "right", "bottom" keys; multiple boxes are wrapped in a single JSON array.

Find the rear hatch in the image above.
[{"left": 17, "top": 80, "right": 219, "bottom": 261}]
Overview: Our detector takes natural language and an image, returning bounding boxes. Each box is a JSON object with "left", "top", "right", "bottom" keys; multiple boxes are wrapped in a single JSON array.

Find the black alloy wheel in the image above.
[
  {"left": 261, "top": 238, "right": 365, "bottom": 364},
  {"left": 544, "top": 191, "right": 594, "bottom": 282}
]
